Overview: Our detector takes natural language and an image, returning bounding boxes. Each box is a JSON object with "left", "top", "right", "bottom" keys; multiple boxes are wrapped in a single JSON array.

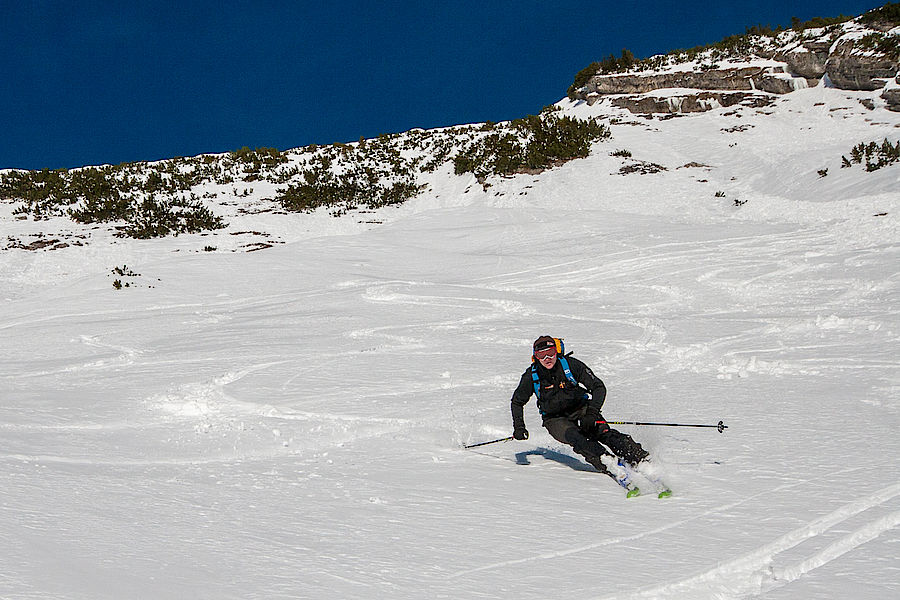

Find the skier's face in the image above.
[{"left": 535, "top": 348, "right": 557, "bottom": 369}]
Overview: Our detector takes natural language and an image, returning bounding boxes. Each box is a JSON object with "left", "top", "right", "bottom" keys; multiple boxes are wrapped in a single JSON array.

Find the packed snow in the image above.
[{"left": 2, "top": 82, "right": 898, "bottom": 599}]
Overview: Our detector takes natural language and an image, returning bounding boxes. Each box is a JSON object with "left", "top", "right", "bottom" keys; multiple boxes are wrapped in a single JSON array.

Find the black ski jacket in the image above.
[{"left": 511, "top": 355, "right": 607, "bottom": 430}]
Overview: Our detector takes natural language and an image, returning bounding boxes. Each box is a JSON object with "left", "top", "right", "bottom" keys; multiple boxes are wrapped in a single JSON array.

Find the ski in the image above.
[
  {"left": 640, "top": 469, "right": 673, "bottom": 499},
  {"left": 642, "top": 468, "right": 673, "bottom": 499},
  {"left": 614, "top": 471, "right": 642, "bottom": 498},
  {"left": 599, "top": 456, "right": 642, "bottom": 497},
  {"left": 590, "top": 453, "right": 636, "bottom": 497},
  {"left": 619, "top": 458, "right": 673, "bottom": 499}
]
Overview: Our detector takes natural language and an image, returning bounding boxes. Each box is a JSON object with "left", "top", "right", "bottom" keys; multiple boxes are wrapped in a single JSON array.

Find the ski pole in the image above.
[
  {"left": 598, "top": 420, "right": 729, "bottom": 433},
  {"left": 464, "top": 436, "right": 515, "bottom": 449}
]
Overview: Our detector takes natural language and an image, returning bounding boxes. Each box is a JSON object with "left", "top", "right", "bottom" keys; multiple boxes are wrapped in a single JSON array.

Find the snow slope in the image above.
[{"left": 2, "top": 83, "right": 899, "bottom": 599}]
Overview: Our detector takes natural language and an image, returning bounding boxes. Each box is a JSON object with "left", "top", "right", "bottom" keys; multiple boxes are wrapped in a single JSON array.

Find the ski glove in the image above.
[
  {"left": 513, "top": 427, "right": 529, "bottom": 441},
  {"left": 580, "top": 409, "right": 609, "bottom": 437}
]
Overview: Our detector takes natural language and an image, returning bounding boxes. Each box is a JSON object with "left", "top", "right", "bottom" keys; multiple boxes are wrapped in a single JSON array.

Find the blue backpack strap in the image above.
[
  {"left": 559, "top": 355, "right": 589, "bottom": 400},
  {"left": 558, "top": 355, "right": 578, "bottom": 386},
  {"left": 531, "top": 364, "right": 541, "bottom": 399}
]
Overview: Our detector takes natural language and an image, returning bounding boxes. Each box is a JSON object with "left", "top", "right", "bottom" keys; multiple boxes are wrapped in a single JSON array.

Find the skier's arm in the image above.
[{"left": 510, "top": 370, "right": 533, "bottom": 433}]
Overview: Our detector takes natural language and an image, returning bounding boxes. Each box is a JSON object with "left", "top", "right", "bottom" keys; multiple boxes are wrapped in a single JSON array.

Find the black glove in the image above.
[
  {"left": 580, "top": 410, "right": 609, "bottom": 437},
  {"left": 513, "top": 427, "right": 529, "bottom": 440}
]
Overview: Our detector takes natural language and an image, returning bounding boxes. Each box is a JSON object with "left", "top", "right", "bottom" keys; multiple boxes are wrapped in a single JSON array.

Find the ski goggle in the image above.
[{"left": 534, "top": 347, "right": 557, "bottom": 360}]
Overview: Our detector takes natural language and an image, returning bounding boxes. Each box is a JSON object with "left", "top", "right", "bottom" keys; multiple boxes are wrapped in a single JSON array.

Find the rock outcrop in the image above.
[
  {"left": 777, "top": 41, "right": 831, "bottom": 82},
  {"left": 882, "top": 75, "right": 900, "bottom": 111},
  {"left": 605, "top": 92, "right": 772, "bottom": 114},
  {"left": 572, "top": 17, "right": 900, "bottom": 115},
  {"left": 583, "top": 65, "right": 807, "bottom": 98},
  {"left": 825, "top": 38, "right": 899, "bottom": 90}
]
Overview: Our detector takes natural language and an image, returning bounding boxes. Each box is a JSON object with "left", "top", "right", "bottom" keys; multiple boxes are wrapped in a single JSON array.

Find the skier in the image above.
[{"left": 511, "top": 335, "right": 649, "bottom": 480}]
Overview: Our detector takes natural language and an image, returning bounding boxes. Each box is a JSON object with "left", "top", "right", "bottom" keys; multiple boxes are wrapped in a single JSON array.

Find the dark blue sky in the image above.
[{"left": 1, "top": 1, "right": 883, "bottom": 170}]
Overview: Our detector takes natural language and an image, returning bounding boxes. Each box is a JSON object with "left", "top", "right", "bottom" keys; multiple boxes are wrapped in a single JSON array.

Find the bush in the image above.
[
  {"left": 842, "top": 138, "right": 900, "bottom": 171},
  {"left": 860, "top": 2, "right": 900, "bottom": 26},
  {"left": 118, "top": 195, "right": 225, "bottom": 239},
  {"left": 567, "top": 50, "right": 638, "bottom": 99},
  {"left": 857, "top": 32, "right": 900, "bottom": 60},
  {"left": 567, "top": 61, "right": 601, "bottom": 99},
  {"left": 453, "top": 115, "right": 610, "bottom": 178},
  {"left": 598, "top": 49, "right": 637, "bottom": 74},
  {"left": 230, "top": 146, "right": 287, "bottom": 168},
  {"left": 67, "top": 168, "right": 131, "bottom": 223},
  {"left": 0, "top": 168, "right": 75, "bottom": 219},
  {"left": 1, "top": 165, "right": 226, "bottom": 238},
  {"left": 790, "top": 14, "right": 854, "bottom": 30},
  {"left": 275, "top": 141, "right": 425, "bottom": 214},
  {"left": 520, "top": 115, "right": 608, "bottom": 169}
]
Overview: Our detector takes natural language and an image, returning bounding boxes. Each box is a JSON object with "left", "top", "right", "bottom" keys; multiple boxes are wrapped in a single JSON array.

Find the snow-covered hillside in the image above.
[{"left": 2, "top": 81, "right": 898, "bottom": 599}]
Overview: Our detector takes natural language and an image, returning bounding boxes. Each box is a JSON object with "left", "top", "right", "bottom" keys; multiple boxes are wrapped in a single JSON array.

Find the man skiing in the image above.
[{"left": 511, "top": 335, "right": 649, "bottom": 484}]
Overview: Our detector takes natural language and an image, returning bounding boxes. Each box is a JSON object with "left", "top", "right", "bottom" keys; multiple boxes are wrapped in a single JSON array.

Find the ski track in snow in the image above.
[
  {"left": 450, "top": 464, "right": 874, "bottom": 581},
  {"left": 599, "top": 482, "right": 900, "bottom": 600}
]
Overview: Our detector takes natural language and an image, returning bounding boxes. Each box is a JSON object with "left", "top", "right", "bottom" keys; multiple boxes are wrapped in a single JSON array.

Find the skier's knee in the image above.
[{"left": 564, "top": 428, "right": 592, "bottom": 452}]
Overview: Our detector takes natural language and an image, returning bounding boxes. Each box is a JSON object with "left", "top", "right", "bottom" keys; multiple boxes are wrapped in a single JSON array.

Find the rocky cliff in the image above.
[{"left": 571, "top": 13, "right": 900, "bottom": 114}]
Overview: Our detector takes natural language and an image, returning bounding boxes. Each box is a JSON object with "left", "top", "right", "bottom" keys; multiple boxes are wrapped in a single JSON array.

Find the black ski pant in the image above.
[{"left": 543, "top": 414, "right": 648, "bottom": 474}]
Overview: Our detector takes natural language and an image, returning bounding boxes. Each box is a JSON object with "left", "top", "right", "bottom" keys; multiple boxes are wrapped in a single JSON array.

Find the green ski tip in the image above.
[
  {"left": 626, "top": 487, "right": 641, "bottom": 498},
  {"left": 657, "top": 489, "right": 673, "bottom": 499}
]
